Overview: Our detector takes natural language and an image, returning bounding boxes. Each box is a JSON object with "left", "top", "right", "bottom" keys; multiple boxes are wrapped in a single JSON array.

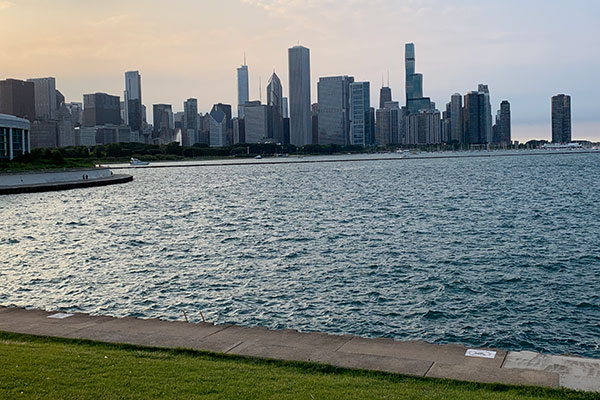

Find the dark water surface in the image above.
[{"left": 1, "top": 152, "right": 599, "bottom": 357}]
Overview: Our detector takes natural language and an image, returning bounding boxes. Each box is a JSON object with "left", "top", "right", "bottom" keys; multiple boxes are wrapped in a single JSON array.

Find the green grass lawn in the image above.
[{"left": 0, "top": 332, "right": 594, "bottom": 400}]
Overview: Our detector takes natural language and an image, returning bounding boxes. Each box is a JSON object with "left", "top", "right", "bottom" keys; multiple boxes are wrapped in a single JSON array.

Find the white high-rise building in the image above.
[
  {"left": 27, "top": 77, "right": 57, "bottom": 120},
  {"left": 237, "top": 64, "right": 249, "bottom": 118},
  {"left": 288, "top": 45, "right": 311, "bottom": 146}
]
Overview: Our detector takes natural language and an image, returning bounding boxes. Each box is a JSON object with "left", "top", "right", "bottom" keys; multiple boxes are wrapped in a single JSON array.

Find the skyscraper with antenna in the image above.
[{"left": 237, "top": 53, "right": 249, "bottom": 118}]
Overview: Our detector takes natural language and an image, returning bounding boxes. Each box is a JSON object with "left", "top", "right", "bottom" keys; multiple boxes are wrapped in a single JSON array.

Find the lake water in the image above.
[{"left": 1, "top": 152, "right": 599, "bottom": 357}]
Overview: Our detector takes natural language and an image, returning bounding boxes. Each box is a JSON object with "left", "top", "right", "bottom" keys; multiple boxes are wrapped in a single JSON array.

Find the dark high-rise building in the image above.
[
  {"left": 463, "top": 91, "right": 488, "bottom": 145},
  {"left": 183, "top": 98, "right": 198, "bottom": 145},
  {"left": 311, "top": 103, "right": 318, "bottom": 145},
  {"left": 82, "top": 93, "right": 121, "bottom": 127},
  {"left": 267, "top": 72, "right": 284, "bottom": 143},
  {"left": 0, "top": 79, "right": 35, "bottom": 122},
  {"left": 379, "top": 86, "right": 392, "bottom": 109},
  {"left": 317, "top": 75, "right": 354, "bottom": 145},
  {"left": 493, "top": 100, "right": 511, "bottom": 145},
  {"left": 124, "top": 71, "right": 143, "bottom": 133},
  {"left": 288, "top": 45, "right": 311, "bottom": 146},
  {"left": 552, "top": 94, "right": 571, "bottom": 143},
  {"left": 405, "top": 43, "right": 432, "bottom": 113},
  {"left": 153, "top": 104, "right": 173, "bottom": 136}
]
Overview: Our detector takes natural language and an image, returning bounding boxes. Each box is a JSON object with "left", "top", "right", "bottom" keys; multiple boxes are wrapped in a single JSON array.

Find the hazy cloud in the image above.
[{"left": 0, "top": 1, "right": 14, "bottom": 10}]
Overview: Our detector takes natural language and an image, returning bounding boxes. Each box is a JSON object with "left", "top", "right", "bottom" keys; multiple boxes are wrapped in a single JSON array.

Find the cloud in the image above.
[{"left": 0, "top": 1, "right": 14, "bottom": 10}]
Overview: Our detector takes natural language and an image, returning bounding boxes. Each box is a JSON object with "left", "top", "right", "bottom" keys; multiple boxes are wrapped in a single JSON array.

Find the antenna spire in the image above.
[
  {"left": 387, "top": 70, "right": 390, "bottom": 86},
  {"left": 259, "top": 76, "right": 262, "bottom": 103}
]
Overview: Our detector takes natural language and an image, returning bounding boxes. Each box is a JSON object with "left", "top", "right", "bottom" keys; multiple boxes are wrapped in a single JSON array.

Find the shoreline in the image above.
[
  {"left": 0, "top": 172, "right": 133, "bottom": 195},
  {"left": 0, "top": 306, "right": 598, "bottom": 392},
  {"left": 104, "top": 149, "right": 600, "bottom": 170}
]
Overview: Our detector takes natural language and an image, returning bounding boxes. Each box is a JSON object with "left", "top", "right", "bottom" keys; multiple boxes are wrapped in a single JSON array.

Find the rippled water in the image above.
[{"left": 1, "top": 152, "right": 599, "bottom": 357}]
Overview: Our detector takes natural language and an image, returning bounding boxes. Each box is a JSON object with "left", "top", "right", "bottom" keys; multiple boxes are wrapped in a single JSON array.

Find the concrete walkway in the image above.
[
  {"left": 0, "top": 174, "right": 133, "bottom": 195},
  {"left": 0, "top": 306, "right": 598, "bottom": 392}
]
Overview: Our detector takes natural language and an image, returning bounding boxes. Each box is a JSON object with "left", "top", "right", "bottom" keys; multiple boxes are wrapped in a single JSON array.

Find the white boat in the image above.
[
  {"left": 130, "top": 157, "right": 149, "bottom": 166},
  {"left": 255, "top": 155, "right": 262, "bottom": 159}
]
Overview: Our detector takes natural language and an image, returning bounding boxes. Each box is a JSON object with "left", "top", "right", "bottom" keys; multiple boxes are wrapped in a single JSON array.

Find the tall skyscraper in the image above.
[
  {"left": 27, "top": 77, "right": 57, "bottom": 120},
  {"left": 552, "top": 94, "right": 571, "bottom": 143},
  {"left": 463, "top": 91, "right": 488, "bottom": 145},
  {"left": 183, "top": 98, "right": 198, "bottom": 145},
  {"left": 288, "top": 45, "right": 311, "bottom": 146},
  {"left": 0, "top": 79, "right": 35, "bottom": 121},
  {"left": 244, "top": 101, "right": 269, "bottom": 143},
  {"left": 124, "top": 71, "right": 143, "bottom": 133},
  {"left": 209, "top": 104, "right": 228, "bottom": 147},
  {"left": 349, "top": 81, "right": 371, "bottom": 146},
  {"left": 449, "top": 93, "right": 463, "bottom": 144},
  {"left": 405, "top": 43, "right": 432, "bottom": 113},
  {"left": 493, "top": 100, "right": 511, "bottom": 145},
  {"left": 237, "top": 62, "right": 249, "bottom": 118},
  {"left": 478, "top": 84, "right": 493, "bottom": 143},
  {"left": 406, "top": 109, "right": 441, "bottom": 145},
  {"left": 379, "top": 86, "right": 392, "bottom": 109},
  {"left": 317, "top": 75, "right": 354, "bottom": 145},
  {"left": 267, "top": 72, "right": 283, "bottom": 142}
]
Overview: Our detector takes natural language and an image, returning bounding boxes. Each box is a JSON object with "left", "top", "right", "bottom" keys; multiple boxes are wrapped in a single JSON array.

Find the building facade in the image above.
[
  {"left": 0, "top": 79, "right": 35, "bottom": 122},
  {"left": 349, "top": 81, "right": 371, "bottom": 146},
  {"left": 288, "top": 45, "right": 311, "bottom": 146},
  {"left": 317, "top": 75, "right": 354, "bottom": 145},
  {"left": 0, "top": 113, "right": 30, "bottom": 160},
  {"left": 83, "top": 93, "right": 121, "bottom": 127},
  {"left": 244, "top": 101, "right": 269, "bottom": 143},
  {"left": 405, "top": 43, "right": 432, "bottom": 113},
  {"left": 463, "top": 91, "right": 488, "bottom": 145},
  {"left": 27, "top": 77, "right": 57, "bottom": 120},
  {"left": 209, "top": 105, "right": 228, "bottom": 147},
  {"left": 267, "top": 72, "right": 284, "bottom": 143}
]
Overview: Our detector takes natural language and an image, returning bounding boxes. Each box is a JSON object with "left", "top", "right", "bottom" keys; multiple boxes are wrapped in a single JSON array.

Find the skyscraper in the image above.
[
  {"left": 463, "top": 91, "right": 488, "bottom": 145},
  {"left": 209, "top": 104, "right": 228, "bottom": 147},
  {"left": 237, "top": 62, "right": 249, "bottom": 118},
  {"left": 153, "top": 104, "right": 173, "bottom": 137},
  {"left": 288, "top": 45, "right": 311, "bottom": 146},
  {"left": 379, "top": 86, "right": 392, "bottom": 109},
  {"left": 449, "top": 93, "right": 463, "bottom": 144},
  {"left": 317, "top": 75, "right": 354, "bottom": 145},
  {"left": 405, "top": 43, "right": 432, "bottom": 113},
  {"left": 349, "top": 81, "right": 371, "bottom": 146},
  {"left": 267, "top": 72, "right": 283, "bottom": 142},
  {"left": 0, "top": 79, "right": 35, "bottom": 121},
  {"left": 82, "top": 93, "right": 121, "bottom": 127},
  {"left": 493, "top": 100, "right": 511, "bottom": 145},
  {"left": 124, "top": 71, "right": 143, "bottom": 133},
  {"left": 27, "top": 77, "right": 57, "bottom": 120},
  {"left": 478, "top": 84, "right": 493, "bottom": 143},
  {"left": 183, "top": 98, "right": 198, "bottom": 145},
  {"left": 552, "top": 94, "right": 571, "bottom": 143}
]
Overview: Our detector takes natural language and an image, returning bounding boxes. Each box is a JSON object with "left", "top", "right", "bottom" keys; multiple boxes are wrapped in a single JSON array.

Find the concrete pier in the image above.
[
  {"left": 0, "top": 306, "right": 598, "bottom": 392},
  {"left": 0, "top": 168, "right": 132, "bottom": 195}
]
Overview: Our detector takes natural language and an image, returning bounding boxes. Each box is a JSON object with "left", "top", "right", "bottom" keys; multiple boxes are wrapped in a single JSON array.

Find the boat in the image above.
[
  {"left": 255, "top": 155, "right": 262, "bottom": 159},
  {"left": 130, "top": 157, "right": 149, "bottom": 166}
]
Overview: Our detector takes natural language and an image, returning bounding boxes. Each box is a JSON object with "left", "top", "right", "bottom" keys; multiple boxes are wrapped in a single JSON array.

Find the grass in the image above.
[
  {"left": 0, "top": 158, "right": 95, "bottom": 172},
  {"left": 0, "top": 332, "right": 594, "bottom": 400}
]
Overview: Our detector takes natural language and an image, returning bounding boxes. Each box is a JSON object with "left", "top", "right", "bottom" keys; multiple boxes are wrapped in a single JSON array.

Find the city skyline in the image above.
[{"left": 1, "top": 0, "right": 598, "bottom": 142}]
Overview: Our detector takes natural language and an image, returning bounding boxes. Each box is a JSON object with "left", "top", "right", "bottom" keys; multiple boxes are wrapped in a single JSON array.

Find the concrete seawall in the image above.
[
  {"left": 0, "top": 306, "right": 598, "bottom": 392},
  {"left": 0, "top": 168, "right": 133, "bottom": 195}
]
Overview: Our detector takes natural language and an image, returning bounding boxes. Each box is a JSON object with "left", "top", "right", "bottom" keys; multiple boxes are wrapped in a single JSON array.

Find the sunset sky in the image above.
[{"left": 1, "top": 0, "right": 598, "bottom": 141}]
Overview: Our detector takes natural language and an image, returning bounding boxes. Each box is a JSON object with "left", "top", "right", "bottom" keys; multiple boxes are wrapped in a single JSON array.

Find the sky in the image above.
[{"left": 1, "top": 0, "right": 599, "bottom": 142}]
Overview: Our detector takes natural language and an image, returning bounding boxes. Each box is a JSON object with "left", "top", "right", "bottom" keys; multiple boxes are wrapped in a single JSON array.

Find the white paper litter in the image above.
[{"left": 465, "top": 349, "right": 496, "bottom": 359}]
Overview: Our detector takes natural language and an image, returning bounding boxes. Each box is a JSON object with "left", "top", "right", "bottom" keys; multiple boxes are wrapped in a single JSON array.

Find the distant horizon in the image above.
[{"left": 1, "top": 0, "right": 598, "bottom": 142}]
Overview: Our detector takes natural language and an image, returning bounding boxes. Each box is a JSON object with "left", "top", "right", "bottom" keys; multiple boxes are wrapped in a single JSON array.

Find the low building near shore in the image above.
[{"left": 0, "top": 113, "right": 31, "bottom": 160}]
